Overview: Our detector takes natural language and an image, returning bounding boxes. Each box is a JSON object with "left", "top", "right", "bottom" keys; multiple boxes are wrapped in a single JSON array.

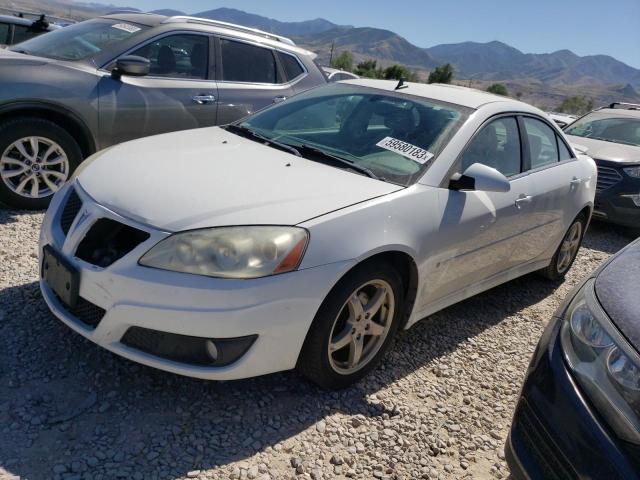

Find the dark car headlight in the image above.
[{"left": 560, "top": 279, "right": 640, "bottom": 444}]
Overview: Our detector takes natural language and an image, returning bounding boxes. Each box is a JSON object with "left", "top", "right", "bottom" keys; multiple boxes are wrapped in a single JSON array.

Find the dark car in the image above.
[
  {"left": 0, "top": 13, "right": 326, "bottom": 209},
  {"left": 506, "top": 237, "right": 640, "bottom": 479},
  {"left": 564, "top": 102, "right": 640, "bottom": 230},
  {"left": 0, "top": 14, "right": 59, "bottom": 46}
]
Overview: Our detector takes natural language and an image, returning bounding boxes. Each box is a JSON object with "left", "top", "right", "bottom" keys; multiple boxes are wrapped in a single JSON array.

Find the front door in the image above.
[{"left": 98, "top": 33, "right": 218, "bottom": 147}]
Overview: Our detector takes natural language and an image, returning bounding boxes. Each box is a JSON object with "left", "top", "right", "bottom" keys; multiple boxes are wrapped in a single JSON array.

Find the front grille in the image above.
[
  {"left": 596, "top": 164, "right": 622, "bottom": 191},
  {"left": 514, "top": 400, "right": 577, "bottom": 480},
  {"left": 52, "top": 292, "right": 106, "bottom": 329},
  {"left": 75, "top": 218, "right": 150, "bottom": 268},
  {"left": 60, "top": 189, "right": 82, "bottom": 235}
]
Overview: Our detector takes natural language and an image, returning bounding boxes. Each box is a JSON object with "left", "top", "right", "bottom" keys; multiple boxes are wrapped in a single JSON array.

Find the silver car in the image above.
[{"left": 0, "top": 13, "right": 326, "bottom": 209}]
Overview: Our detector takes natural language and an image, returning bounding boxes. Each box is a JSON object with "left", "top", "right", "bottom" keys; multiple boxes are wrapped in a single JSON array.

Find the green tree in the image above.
[
  {"left": 355, "top": 59, "right": 383, "bottom": 79},
  {"left": 557, "top": 96, "right": 594, "bottom": 115},
  {"left": 330, "top": 51, "right": 354, "bottom": 72},
  {"left": 427, "top": 63, "right": 453, "bottom": 84},
  {"left": 382, "top": 64, "right": 418, "bottom": 81},
  {"left": 486, "top": 83, "right": 509, "bottom": 96}
]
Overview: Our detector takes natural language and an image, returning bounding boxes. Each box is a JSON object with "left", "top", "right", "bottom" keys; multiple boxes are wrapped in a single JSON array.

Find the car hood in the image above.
[
  {"left": 0, "top": 47, "right": 49, "bottom": 65},
  {"left": 595, "top": 239, "right": 640, "bottom": 350},
  {"left": 565, "top": 135, "right": 640, "bottom": 164},
  {"left": 77, "top": 127, "right": 402, "bottom": 231}
]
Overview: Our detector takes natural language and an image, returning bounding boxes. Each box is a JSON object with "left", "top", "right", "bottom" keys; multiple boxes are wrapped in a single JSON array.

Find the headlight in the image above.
[
  {"left": 139, "top": 226, "right": 309, "bottom": 279},
  {"left": 623, "top": 166, "right": 640, "bottom": 178},
  {"left": 560, "top": 279, "right": 640, "bottom": 444}
]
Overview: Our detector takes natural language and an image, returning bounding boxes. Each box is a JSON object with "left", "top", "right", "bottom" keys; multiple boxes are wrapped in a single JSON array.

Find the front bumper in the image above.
[
  {"left": 593, "top": 161, "right": 640, "bottom": 228},
  {"left": 39, "top": 183, "right": 355, "bottom": 380},
  {"left": 506, "top": 317, "right": 640, "bottom": 480}
]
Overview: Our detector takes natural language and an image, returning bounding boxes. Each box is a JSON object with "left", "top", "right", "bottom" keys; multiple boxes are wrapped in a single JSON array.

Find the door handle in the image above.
[
  {"left": 570, "top": 177, "right": 582, "bottom": 187},
  {"left": 273, "top": 95, "right": 287, "bottom": 103},
  {"left": 515, "top": 195, "right": 533, "bottom": 209},
  {"left": 192, "top": 95, "right": 216, "bottom": 105}
]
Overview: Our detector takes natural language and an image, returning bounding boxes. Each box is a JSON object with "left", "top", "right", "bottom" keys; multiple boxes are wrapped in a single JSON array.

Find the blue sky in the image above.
[{"left": 121, "top": 0, "right": 640, "bottom": 68}]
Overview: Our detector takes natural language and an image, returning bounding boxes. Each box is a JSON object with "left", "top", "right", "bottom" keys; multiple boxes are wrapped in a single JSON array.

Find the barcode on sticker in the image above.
[{"left": 376, "top": 137, "right": 434, "bottom": 164}]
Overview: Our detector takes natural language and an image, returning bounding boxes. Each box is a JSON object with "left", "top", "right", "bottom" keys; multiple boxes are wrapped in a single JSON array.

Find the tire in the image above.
[
  {"left": 297, "top": 261, "right": 404, "bottom": 390},
  {"left": 0, "top": 117, "right": 82, "bottom": 210},
  {"left": 539, "top": 213, "right": 587, "bottom": 281}
]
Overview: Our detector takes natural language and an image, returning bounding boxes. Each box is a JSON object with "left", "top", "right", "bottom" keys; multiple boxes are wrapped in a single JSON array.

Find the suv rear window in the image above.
[
  {"left": 9, "top": 18, "right": 148, "bottom": 60},
  {"left": 279, "top": 52, "right": 304, "bottom": 81},
  {"left": 220, "top": 39, "right": 278, "bottom": 84}
]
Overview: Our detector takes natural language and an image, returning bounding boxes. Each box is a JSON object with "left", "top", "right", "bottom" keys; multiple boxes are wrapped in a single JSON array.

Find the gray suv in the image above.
[{"left": 0, "top": 13, "right": 326, "bottom": 209}]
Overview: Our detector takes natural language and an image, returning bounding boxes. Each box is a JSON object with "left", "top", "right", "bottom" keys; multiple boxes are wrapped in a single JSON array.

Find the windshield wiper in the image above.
[
  {"left": 295, "top": 144, "right": 380, "bottom": 181},
  {"left": 223, "top": 124, "right": 301, "bottom": 157}
]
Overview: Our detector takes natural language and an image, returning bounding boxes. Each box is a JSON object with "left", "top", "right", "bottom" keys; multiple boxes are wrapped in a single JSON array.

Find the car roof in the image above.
[
  {"left": 101, "top": 13, "right": 315, "bottom": 57},
  {"left": 342, "top": 79, "right": 535, "bottom": 110},
  {"left": 0, "top": 14, "right": 37, "bottom": 26},
  {"left": 590, "top": 107, "right": 640, "bottom": 119}
]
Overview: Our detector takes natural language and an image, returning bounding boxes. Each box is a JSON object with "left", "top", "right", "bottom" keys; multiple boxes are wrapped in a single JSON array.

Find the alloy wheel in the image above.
[
  {"left": 0, "top": 136, "right": 69, "bottom": 199},
  {"left": 328, "top": 279, "right": 395, "bottom": 375},
  {"left": 557, "top": 221, "right": 582, "bottom": 274}
]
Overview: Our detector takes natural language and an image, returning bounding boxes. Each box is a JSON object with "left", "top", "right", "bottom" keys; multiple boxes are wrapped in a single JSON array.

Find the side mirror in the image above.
[
  {"left": 112, "top": 55, "right": 150, "bottom": 78},
  {"left": 449, "top": 162, "right": 510, "bottom": 193}
]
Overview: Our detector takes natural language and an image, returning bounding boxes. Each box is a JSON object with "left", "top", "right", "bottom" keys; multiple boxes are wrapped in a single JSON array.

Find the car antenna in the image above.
[{"left": 395, "top": 77, "right": 408, "bottom": 90}]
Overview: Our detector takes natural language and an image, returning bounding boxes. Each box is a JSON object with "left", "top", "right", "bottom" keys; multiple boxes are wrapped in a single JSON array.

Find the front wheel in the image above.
[
  {"left": 0, "top": 118, "right": 82, "bottom": 210},
  {"left": 539, "top": 214, "right": 586, "bottom": 280},
  {"left": 297, "top": 261, "right": 404, "bottom": 389}
]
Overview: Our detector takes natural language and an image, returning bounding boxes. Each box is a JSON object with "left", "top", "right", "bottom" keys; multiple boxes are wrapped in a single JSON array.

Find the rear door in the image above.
[
  {"left": 511, "top": 115, "right": 584, "bottom": 264},
  {"left": 98, "top": 32, "right": 218, "bottom": 146},
  {"left": 215, "top": 37, "right": 298, "bottom": 125}
]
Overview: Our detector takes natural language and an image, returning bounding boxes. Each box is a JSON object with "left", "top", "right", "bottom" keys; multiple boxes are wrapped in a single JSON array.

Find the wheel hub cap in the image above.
[
  {"left": 0, "top": 136, "right": 69, "bottom": 199},
  {"left": 557, "top": 221, "right": 582, "bottom": 273}
]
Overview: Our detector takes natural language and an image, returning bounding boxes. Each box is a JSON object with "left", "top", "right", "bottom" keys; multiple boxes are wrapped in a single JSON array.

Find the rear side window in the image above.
[
  {"left": 131, "top": 34, "right": 209, "bottom": 79},
  {"left": 279, "top": 52, "right": 304, "bottom": 81},
  {"left": 460, "top": 116, "right": 522, "bottom": 177},
  {"left": 13, "top": 25, "right": 41, "bottom": 44},
  {"left": 0, "top": 23, "right": 9, "bottom": 44},
  {"left": 523, "top": 117, "right": 559, "bottom": 169},
  {"left": 221, "top": 39, "right": 278, "bottom": 84}
]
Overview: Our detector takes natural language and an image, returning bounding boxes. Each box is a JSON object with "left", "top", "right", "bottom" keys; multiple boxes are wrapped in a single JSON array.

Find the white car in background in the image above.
[
  {"left": 322, "top": 66, "right": 360, "bottom": 82},
  {"left": 39, "top": 80, "right": 596, "bottom": 389},
  {"left": 547, "top": 111, "right": 577, "bottom": 129}
]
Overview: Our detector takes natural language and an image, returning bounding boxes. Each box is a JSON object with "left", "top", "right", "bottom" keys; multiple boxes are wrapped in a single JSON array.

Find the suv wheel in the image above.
[
  {"left": 0, "top": 117, "right": 82, "bottom": 210},
  {"left": 297, "top": 261, "right": 404, "bottom": 389}
]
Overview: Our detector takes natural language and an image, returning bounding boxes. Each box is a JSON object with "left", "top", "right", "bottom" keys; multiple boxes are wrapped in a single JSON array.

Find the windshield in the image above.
[
  {"left": 565, "top": 114, "right": 640, "bottom": 147},
  {"left": 9, "top": 18, "right": 149, "bottom": 61},
  {"left": 239, "top": 84, "right": 471, "bottom": 185}
]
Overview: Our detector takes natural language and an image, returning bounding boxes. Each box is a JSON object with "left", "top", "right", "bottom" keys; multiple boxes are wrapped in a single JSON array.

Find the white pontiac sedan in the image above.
[{"left": 39, "top": 80, "right": 596, "bottom": 389}]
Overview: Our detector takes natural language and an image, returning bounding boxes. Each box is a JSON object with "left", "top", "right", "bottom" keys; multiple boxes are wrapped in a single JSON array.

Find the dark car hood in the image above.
[{"left": 595, "top": 239, "right": 640, "bottom": 349}]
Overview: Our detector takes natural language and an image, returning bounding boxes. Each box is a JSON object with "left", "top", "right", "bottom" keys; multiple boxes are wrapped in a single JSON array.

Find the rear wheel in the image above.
[
  {"left": 539, "top": 214, "right": 586, "bottom": 280},
  {"left": 0, "top": 118, "right": 82, "bottom": 210},
  {"left": 297, "top": 261, "right": 404, "bottom": 389}
]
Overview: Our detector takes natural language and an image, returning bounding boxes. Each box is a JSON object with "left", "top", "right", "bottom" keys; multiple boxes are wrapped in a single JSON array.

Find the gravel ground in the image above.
[{"left": 0, "top": 207, "right": 634, "bottom": 480}]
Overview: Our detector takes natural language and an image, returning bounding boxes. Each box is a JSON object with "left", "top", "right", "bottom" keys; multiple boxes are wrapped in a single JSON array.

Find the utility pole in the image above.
[{"left": 329, "top": 41, "right": 335, "bottom": 65}]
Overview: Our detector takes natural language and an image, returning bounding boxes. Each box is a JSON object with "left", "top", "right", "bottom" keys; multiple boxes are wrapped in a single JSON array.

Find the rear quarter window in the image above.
[{"left": 279, "top": 52, "right": 305, "bottom": 81}]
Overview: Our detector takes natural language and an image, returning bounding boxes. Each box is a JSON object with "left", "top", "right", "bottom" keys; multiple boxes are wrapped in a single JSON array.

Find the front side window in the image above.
[
  {"left": 9, "top": 18, "right": 148, "bottom": 60},
  {"left": 565, "top": 114, "right": 640, "bottom": 147},
  {"left": 239, "top": 84, "right": 470, "bottom": 185},
  {"left": 460, "top": 117, "right": 521, "bottom": 177},
  {"left": 221, "top": 39, "right": 278, "bottom": 84},
  {"left": 131, "top": 34, "right": 209, "bottom": 79}
]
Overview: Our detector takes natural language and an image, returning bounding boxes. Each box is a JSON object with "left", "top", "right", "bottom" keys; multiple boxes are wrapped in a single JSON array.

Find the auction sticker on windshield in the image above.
[
  {"left": 111, "top": 23, "right": 141, "bottom": 33},
  {"left": 376, "top": 137, "right": 434, "bottom": 164}
]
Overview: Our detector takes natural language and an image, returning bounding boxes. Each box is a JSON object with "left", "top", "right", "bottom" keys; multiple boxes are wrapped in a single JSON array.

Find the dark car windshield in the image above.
[
  {"left": 9, "top": 18, "right": 149, "bottom": 61},
  {"left": 239, "top": 84, "right": 471, "bottom": 185},
  {"left": 565, "top": 114, "right": 640, "bottom": 147}
]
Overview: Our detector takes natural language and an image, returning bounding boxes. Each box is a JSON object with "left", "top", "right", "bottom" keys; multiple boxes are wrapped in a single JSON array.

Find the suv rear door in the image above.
[
  {"left": 98, "top": 32, "right": 218, "bottom": 146},
  {"left": 214, "top": 37, "right": 301, "bottom": 124}
]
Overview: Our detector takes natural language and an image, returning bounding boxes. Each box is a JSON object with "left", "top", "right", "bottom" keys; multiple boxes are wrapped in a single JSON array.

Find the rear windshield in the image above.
[{"left": 9, "top": 18, "right": 148, "bottom": 61}]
